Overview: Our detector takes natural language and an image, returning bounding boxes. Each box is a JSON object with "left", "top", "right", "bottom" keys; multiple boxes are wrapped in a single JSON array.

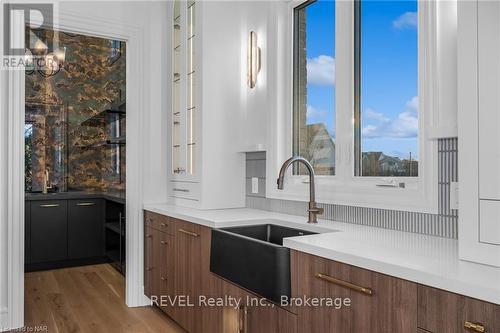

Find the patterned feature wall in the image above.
[
  {"left": 25, "top": 29, "right": 126, "bottom": 193},
  {"left": 246, "top": 138, "right": 459, "bottom": 239}
]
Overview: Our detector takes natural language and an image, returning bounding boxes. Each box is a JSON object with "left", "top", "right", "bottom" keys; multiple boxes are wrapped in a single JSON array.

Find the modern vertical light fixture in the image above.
[{"left": 247, "top": 31, "right": 261, "bottom": 89}]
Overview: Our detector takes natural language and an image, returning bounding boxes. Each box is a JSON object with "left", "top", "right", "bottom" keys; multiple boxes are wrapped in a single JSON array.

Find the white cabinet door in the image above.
[
  {"left": 480, "top": 200, "right": 500, "bottom": 245},
  {"left": 478, "top": 0, "right": 500, "bottom": 200},
  {"left": 458, "top": 0, "right": 500, "bottom": 267}
]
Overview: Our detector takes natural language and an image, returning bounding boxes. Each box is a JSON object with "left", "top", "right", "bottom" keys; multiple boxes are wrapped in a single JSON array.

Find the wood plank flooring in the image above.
[{"left": 21, "top": 264, "right": 185, "bottom": 333}]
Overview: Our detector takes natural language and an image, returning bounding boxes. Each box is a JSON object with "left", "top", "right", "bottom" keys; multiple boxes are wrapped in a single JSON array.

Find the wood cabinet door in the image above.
[
  {"left": 30, "top": 200, "right": 68, "bottom": 263},
  {"left": 173, "top": 219, "right": 203, "bottom": 332},
  {"left": 68, "top": 199, "right": 105, "bottom": 259},
  {"left": 292, "top": 251, "right": 417, "bottom": 333},
  {"left": 199, "top": 226, "right": 224, "bottom": 333},
  {"left": 144, "top": 226, "right": 154, "bottom": 299},
  {"left": 157, "top": 232, "right": 175, "bottom": 317},
  {"left": 246, "top": 304, "right": 296, "bottom": 333},
  {"left": 219, "top": 277, "right": 297, "bottom": 333},
  {"left": 418, "top": 285, "right": 500, "bottom": 333}
]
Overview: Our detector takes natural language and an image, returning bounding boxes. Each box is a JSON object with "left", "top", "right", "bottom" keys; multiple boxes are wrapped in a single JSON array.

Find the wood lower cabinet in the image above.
[
  {"left": 143, "top": 216, "right": 175, "bottom": 317},
  {"left": 172, "top": 219, "right": 203, "bottom": 332},
  {"left": 291, "top": 250, "right": 417, "bottom": 333},
  {"left": 144, "top": 226, "right": 154, "bottom": 299},
  {"left": 220, "top": 277, "right": 297, "bottom": 333},
  {"left": 144, "top": 211, "right": 500, "bottom": 333},
  {"left": 418, "top": 285, "right": 500, "bottom": 333},
  {"left": 144, "top": 210, "right": 296, "bottom": 333}
]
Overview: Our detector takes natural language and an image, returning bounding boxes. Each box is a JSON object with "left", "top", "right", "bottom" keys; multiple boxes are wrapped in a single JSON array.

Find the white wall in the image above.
[{"left": 197, "top": 1, "right": 272, "bottom": 208}]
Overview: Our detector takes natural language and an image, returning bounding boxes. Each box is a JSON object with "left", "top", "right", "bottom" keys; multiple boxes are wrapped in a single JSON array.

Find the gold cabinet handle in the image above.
[
  {"left": 178, "top": 228, "right": 199, "bottom": 237},
  {"left": 146, "top": 267, "right": 153, "bottom": 271},
  {"left": 160, "top": 240, "right": 167, "bottom": 245},
  {"left": 464, "top": 321, "right": 485, "bottom": 332},
  {"left": 161, "top": 277, "right": 166, "bottom": 281},
  {"left": 145, "top": 234, "right": 152, "bottom": 238},
  {"left": 40, "top": 204, "right": 59, "bottom": 208},
  {"left": 76, "top": 202, "right": 95, "bottom": 206},
  {"left": 315, "top": 273, "right": 373, "bottom": 296},
  {"left": 160, "top": 223, "right": 168, "bottom": 227}
]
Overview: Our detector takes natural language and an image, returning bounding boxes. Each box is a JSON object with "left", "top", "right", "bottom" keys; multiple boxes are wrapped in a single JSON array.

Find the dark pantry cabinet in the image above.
[
  {"left": 68, "top": 199, "right": 105, "bottom": 259},
  {"left": 26, "top": 198, "right": 107, "bottom": 270},
  {"left": 30, "top": 200, "right": 69, "bottom": 263}
]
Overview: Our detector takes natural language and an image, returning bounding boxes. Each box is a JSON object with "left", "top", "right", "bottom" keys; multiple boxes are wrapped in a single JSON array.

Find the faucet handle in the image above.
[{"left": 309, "top": 206, "right": 324, "bottom": 215}]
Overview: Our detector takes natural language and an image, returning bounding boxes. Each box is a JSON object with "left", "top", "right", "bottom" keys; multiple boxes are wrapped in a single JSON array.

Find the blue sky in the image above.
[{"left": 305, "top": 0, "right": 419, "bottom": 160}]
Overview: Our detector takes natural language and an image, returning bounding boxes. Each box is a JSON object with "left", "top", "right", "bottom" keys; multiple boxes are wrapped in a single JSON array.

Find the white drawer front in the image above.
[
  {"left": 170, "top": 181, "right": 200, "bottom": 201},
  {"left": 480, "top": 200, "right": 500, "bottom": 245}
]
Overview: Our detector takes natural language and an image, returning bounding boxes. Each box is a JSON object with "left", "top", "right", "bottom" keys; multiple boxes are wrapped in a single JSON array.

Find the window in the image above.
[
  {"left": 292, "top": 0, "right": 418, "bottom": 178},
  {"left": 274, "top": 0, "right": 438, "bottom": 212},
  {"left": 293, "top": 0, "right": 336, "bottom": 176},
  {"left": 356, "top": 0, "right": 419, "bottom": 177}
]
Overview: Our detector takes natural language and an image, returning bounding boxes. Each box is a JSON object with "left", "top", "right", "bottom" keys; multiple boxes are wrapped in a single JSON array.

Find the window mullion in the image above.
[{"left": 335, "top": 0, "right": 355, "bottom": 183}]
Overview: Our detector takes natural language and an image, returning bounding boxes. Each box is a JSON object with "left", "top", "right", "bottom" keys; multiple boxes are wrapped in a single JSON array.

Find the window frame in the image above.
[{"left": 266, "top": 0, "right": 439, "bottom": 213}]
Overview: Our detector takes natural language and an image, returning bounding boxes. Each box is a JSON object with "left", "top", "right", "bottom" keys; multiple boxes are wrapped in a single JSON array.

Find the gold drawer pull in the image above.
[
  {"left": 76, "top": 202, "right": 95, "bottom": 206},
  {"left": 315, "top": 273, "right": 373, "bottom": 296},
  {"left": 40, "top": 204, "right": 59, "bottom": 208},
  {"left": 161, "top": 277, "right": 166, "bottom": 281},
  {"left": 160, "top": 223, "right": 168, "bottom": 227},
  {"left": 146, "top": 234, "right": 152, "bottom": 238},
  {"left": 464, "top": 321, "right": 485, "bottom": 332},
  {"left": 146, "top": 267, "right": 153, "bottom": 271},
  {"left": 178, "top": 228, "right": 199, "bottom": 237},
  {"left": 160, "top": 240, "right": 167, "bottom": 245}
]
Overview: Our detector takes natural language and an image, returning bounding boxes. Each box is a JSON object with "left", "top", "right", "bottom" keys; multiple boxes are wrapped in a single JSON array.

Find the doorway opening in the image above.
[{"left": 23, "top": 27, "right": 128, "bottom": 326}]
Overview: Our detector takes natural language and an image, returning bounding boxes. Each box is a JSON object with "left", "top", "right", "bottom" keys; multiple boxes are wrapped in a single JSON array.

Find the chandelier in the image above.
[{"left": 24, "top": 34, "right": 66, "bottom": 78}]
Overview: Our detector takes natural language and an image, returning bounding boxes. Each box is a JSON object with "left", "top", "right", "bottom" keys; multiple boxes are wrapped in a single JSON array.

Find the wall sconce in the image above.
[{"left": 247, "top": 31, "right": 261, "bottom": 89}]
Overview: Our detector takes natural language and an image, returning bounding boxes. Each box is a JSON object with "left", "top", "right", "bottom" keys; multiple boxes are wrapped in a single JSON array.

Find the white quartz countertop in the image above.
[{"left": 143, "top": 203, "right": 500, "bottom": 305}]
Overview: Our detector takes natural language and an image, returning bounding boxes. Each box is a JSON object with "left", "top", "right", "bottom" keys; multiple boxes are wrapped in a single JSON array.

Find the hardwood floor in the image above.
[{"left": 22, "top": 264, "right": 186, "bottom": 333}]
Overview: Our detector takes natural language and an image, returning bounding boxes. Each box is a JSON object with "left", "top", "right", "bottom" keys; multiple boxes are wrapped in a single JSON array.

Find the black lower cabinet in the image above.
[
  {"left": 30, "top": 200, "right": 68, "bottom": 264},
  {"left": 26, "top": 197, "right": 117, "bottom": 271},
  {"left": 68, "top": 199, "right": 105, "bottom": 259},
  {"left": 25, "top": 203, "right": 31, "bottom": 265}
]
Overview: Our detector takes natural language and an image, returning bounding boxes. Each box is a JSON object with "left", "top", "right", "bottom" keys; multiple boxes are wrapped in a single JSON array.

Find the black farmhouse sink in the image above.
[{"left": 210, "top": 223, "right": 317, "bottom": 304}]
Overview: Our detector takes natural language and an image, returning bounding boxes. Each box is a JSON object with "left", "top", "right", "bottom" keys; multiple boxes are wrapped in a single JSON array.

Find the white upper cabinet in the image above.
[
  {"left": 171, "top": 0, "right": 198, "bottom": 180},
  {"left": 478, "top": 1, "right": 500, "bottom": 200},
  {"left": 458, "top": 0, "right": 500, "bottom": 266},
  {"left": 167, "top": 1, "right": 246, "bottom": 209}
]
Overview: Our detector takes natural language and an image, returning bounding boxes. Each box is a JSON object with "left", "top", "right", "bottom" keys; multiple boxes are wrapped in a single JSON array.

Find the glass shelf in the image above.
[{"left": 171, "top": 0, "right": 197, "bottom": 178}]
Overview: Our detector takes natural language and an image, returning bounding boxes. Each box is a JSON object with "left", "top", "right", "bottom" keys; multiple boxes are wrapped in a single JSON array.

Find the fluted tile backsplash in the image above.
[{"left": 246, "top": 138, "right": 458, "bottom": 239}]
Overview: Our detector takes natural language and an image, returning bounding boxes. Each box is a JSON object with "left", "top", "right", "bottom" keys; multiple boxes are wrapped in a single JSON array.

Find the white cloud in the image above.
[
  {"left": 365, "top": 108, "right": 389, "bottom": 122},
  {"left": 405, "top": 96, "right": 418, "bottom": 113},
  {"left": 392, "top": 11, "right": 418, "bottom": 30},
  {"left": 362, "top": 96, "right": 419, "bottom": 139},
  {"left": 307, "top": 55, "right": 335, "bottom": 86}
]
